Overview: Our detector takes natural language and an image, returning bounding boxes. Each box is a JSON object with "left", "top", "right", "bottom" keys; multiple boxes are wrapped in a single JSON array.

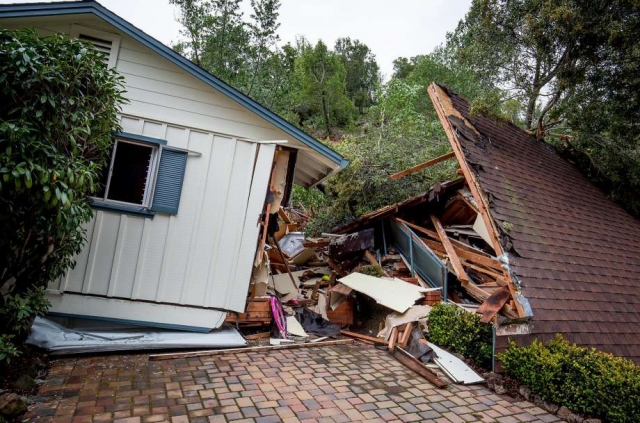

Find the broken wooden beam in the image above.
[
  {"left": 340, "top": 330, "right": 388, "bottom": 345},
  {"left": 430, "top": 215, "right": 470, "bottom": 284},
  {"left": 391, "top": 346, "right": 448, "bottom": 388},
  {"left": 149, "top": 339, "right": 355, "bottom": 360},
  {"left": 389, "top": 151, "right": 456, "bottom": 180}
]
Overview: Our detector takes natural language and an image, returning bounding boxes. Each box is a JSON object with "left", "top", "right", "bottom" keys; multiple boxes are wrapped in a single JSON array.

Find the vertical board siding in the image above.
[
  {"left": 183, "top": 135, "right": 236, "bottom": 306},
  {"left": 110, "top": 215, "right": 145, "bottom": 298},
  {"left": 156, "top": 130, "right": 212, "bottom": 303},
  {"left": 228, "top": 143, "right": 276, "bottom": 310},
  {"left": 61, "top": 218, "right": 96, "bottom": 293},
  {"left": 206, "top": 140, "right": 258, "bottom": 309},
  {"left": 83, "top": 211, "right": 120, "bottom": 296}
]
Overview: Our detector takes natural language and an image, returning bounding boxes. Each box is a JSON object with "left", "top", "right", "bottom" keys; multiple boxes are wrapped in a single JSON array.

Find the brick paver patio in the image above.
[{"left": 24, "top": 343, "right": 561, "bottom": 423}]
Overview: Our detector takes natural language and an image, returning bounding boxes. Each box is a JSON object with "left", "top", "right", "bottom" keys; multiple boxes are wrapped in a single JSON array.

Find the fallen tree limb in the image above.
[{"left": 390, "top": 151, "right": 456, "bottom": 180}]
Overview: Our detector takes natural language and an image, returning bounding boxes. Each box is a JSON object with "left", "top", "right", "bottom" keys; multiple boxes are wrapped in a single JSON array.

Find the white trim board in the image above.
[{"left": 47, "top": 293, "right": 226, "bottom": 332}]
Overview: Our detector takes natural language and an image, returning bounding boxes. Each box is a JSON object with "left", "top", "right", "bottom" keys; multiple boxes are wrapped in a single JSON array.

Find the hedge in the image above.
[
  {"left": 499, "top": 334, "right": 640, "bottom": 423},
  {"left": 428, "top": 303, "right": 493, "bottom": 368}
]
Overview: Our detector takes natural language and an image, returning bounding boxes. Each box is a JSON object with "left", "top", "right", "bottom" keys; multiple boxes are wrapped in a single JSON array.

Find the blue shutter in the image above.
[{"left": 151, "top": 148, "right": 187, "bottom": 214}]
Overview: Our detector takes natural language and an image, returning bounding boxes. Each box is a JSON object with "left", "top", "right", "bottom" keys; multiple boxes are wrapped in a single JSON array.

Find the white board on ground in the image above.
[
  {"left": 427, "top": 342, "right": 484, "bottom": 385},
  {"left": 337, "top": 272, "right": 428, "bottom": 313}
]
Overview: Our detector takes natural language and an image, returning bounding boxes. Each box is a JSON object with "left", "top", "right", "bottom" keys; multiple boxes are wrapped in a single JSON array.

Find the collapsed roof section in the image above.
[{"left": 428, "top": 83, "right": 640, "bottom": 363}]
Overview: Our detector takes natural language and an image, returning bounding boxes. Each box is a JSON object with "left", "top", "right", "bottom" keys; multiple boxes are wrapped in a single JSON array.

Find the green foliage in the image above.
[
  {"left": 358, "top": 264, "right": 385, "bottom": 278},
  {"left": 0, "top": 29, "right": 124, "bottom": 362},
  {"left": 0, "top": 335, "right": 20, "bottom": 364},
  {"left": 292, "top": 40, "right": 357, "bottom": 136},
  {"left": 428, "top": 303, "right": 493, "bottom": 368},
  {"left": 500, "top": 334, "right": 640, "bottom": 423},
  {"left": 451, "top": 0, "right": 640, "bottom": 219},
  {"left": 334, "top": 37, "right": 380, "bottom": 113}
]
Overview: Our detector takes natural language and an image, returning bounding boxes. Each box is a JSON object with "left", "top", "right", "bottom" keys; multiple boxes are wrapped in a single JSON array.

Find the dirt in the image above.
[{"left": 0, "top": 345, "right": 49, "bottom": 396}]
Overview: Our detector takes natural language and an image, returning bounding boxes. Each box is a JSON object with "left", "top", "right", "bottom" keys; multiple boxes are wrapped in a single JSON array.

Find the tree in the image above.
[
  {"left": 293, "top": 40, "right": 356, "bottom": 136},
  {"left": 0, "top": 29, "right": 124, "bottom": 362},
  {"left": 450, "top": 0, "right": 591, "bottom": 133},
  {"left": 334, "top": 38, "right": 380, "bottom": 113},
  {"left": 171, "top": 0, "right": 251, "bottom": 86},
  {"left": 450, "top": 0, "right": 640, "bottom": 218}
]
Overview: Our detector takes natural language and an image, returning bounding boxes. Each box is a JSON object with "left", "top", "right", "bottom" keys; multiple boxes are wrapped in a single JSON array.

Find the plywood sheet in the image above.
[{"left": 338, "top": 273, "right": 428, "bottom": 313}]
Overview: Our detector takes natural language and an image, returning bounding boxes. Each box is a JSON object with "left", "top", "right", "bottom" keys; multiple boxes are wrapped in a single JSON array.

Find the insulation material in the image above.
[
  {"left": 338, "top": 272, "right": 428, "bottom": 313},
  {"left": 27, "top": 317, "right": 246, "bottom": 355}
]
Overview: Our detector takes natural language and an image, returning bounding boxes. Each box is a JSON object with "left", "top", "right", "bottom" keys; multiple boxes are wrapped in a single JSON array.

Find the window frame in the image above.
[{"left": 93, "top": 135, "right": 165, "bottom": 210}]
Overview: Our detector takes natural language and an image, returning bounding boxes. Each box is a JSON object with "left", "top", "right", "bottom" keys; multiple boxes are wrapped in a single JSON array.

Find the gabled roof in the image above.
[
  {"left": 429, "top": 83, "right": 640, "bottom": 363},
  {"left": 0, "top": 0, "right": 348, "bottom": 172}
]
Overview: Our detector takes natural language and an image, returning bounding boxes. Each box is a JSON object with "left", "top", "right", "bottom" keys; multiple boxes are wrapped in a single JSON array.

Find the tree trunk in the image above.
[{"left": 321, "top": 89, "right": 331, "bottom": 137}]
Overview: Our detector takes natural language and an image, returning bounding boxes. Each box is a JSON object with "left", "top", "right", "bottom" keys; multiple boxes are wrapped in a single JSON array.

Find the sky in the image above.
[{"left": 1, "top": 0, "right": 472, "bottom": 78}]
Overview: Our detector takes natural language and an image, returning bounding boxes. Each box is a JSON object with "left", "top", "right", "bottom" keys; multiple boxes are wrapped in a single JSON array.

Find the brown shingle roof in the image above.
[{"left": 431, "top": 84, "right": 640, "bottom": 363}]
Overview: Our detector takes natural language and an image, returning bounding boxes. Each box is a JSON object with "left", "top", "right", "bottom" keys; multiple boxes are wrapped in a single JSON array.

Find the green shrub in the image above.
[
  {"left": 0, "top": 29, "right": 124, "bottom": 363},
  {"left": 499, "top": 334, "right": 640, "bottom": 423},
  {"left": 428, "top": 303, "right": 492, "bottom": 368}
]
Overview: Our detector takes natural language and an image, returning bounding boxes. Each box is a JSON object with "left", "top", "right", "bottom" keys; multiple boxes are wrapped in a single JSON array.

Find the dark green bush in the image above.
[
  {"left": 428, "top": 303, "right": 492, "bottom": 368},
  {"left": 499, "top": 334, "right": 640, "bottom": 423},
  {"left": 0, "top": 29, "right": 124, "bottom": 364}
]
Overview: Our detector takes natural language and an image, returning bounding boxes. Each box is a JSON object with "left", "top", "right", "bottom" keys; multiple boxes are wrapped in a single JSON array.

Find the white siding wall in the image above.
[{"left": 54, "top": 117, "right": 274, "bottom": 317}]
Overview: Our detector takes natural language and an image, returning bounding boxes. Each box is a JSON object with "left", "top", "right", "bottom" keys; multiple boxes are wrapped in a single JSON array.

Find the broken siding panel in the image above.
[{"left": 228, "top": 143, "right": 277, "bottom": 311}]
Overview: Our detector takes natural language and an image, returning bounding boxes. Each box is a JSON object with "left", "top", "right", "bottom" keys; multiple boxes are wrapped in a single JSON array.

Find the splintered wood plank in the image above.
[
  {"left": 398, "top": 322, "right": 413, "bottom": 348},
  {"left": 462, "top": 261, "right": 504, "bottom": 279},
  {"left": 391, "top": 347, "right": 448, "bottom": 389},
  {"left": 430, "top": 215, "right": 470, "bottom": 284},
  {"left": 388, "top": 327, "right": 399, "bottom": 352},
  {"left": 364, "top": 250, "right": 390, "bottom": 277},
  {"left": 389, "top": 151, "right": 456, "bottom": 180},
  {"left": 340, "top": 330, "right": 388, "bottom": 345}
]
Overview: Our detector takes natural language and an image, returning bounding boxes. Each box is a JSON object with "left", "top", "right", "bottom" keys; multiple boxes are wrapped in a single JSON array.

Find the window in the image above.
[
  {"left": 70, "top": 25, "right": 121, "bottom": 68},
  {"left": 92, "top": 133, "right": 188, "bottom": 217},
  {"left": 97, "top": 139, "right": 159, "bottom": 207}
]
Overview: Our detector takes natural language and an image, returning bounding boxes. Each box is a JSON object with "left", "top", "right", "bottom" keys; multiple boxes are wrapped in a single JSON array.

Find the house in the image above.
[
  {"left": 330, "top": 83, "right": 640, "bottom": 366},
  {"left": 0, "top": 1, "right": 347, "bottom": 332},
  {"left": 428, "top": 83, "right": 640, "bottom": 363}
]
